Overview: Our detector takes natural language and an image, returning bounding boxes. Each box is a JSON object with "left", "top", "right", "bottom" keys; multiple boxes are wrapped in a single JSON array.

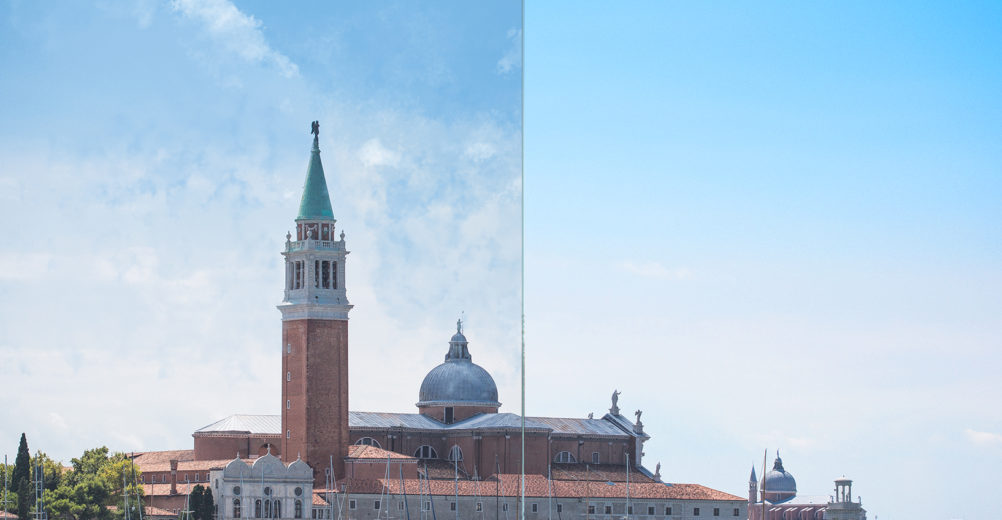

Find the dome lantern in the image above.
[{"left": 417, "top": 321, "right": 501, "bottom": 423}]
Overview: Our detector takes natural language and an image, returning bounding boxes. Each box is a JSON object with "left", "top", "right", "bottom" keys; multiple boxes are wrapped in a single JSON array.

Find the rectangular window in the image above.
[
  {"left": 287, "top": 430, "right": 291, "bottom": 439},
  {"left": 557, "top": 504, "right": 562, "bottom": 513},
  {"left": 605, "top": 505, "right": 612, "bottom": 514},
  {"left": 531, "top": 504, "right": 538, "bottom": 513},
  {"left": 733, "top": 508, "right": 740, "bottom": 516},
  {"left": 694, "top": 507, "right": 701, "bottom": 516},
  {"left": 588, "top": 505, "right": 595, "bottom": 514},
  {"left": 445, "top": 407, "right": 454, "bottom": 424},
  {"left": 502, "top": 504, "right": 508, "bottom": 512},
  {"left": 398, "top": 502, "right": 404, "bottom": 511},
  {"left": 666, "top": 506, "right": 672, "bottom": 515},
  {"left": 348, "top": 500, "right": 356, "bottom": 510},
  {"left": 476, "top": 503, "right": 483, "bottom": 512},
  {"left": 450, "top": 503, "right": 456, "bottom": 511},
  {"left": 649, "top": 506, "right": 655, "bottom": 515},
  {"left": 714, "top": 507, "right": 720, "bottom": 516},
  {"left": 286, "top": 344, "right": 291, "bottom": 354},
  {"left": 294, "top": 262, "right": 303, "bottom": 289},
  {"left": 287, "top": 400, "right": 291, "bottom": 409},
  {"left": 374, "top": 501, "right": 380, "bottom": 510},
  {"left": 422, "top": 502, "right": 430, "bottom": 512},
  {"left": 314, "top": 260, "right": 320, "bottom": 288},
  {"left": 287, "top": 371, "right": 291, "bottom": 381},
  {"left": 628, "top": 505, "right": 633, "bottom": 514},
  {"left": 592, "top": 452, "right": 600, "bottom": 464},
  {"left": 333, "top": 262, "right": 338, "bottom": 289}
]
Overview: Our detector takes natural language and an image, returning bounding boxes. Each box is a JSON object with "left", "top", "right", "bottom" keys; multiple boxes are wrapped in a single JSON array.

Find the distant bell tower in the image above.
[{"left": 278, "top": 121, "right": 351, "bottom": 482}]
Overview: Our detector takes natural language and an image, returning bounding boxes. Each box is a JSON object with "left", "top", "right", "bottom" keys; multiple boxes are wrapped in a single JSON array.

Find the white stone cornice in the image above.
[{"left": 277, "top": 302, "right": 352, "bottom": 321}]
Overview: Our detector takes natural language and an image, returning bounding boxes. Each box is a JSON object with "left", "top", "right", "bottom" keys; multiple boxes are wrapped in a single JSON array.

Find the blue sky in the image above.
[
  {"left": 2, "top": 2, "right": 1001, "bottom": 519},
  {"left": 525, "top": 2, "right": 1000, "bottom": 520}
]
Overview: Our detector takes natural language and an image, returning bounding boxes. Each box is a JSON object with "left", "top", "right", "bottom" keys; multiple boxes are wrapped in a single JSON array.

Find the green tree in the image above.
[
  {"left": 16, "top": 479, "right": 30, "bottom": 520},
  {"left": 199, "top": 488, "right": 214, "bottom": 520},
  {"left": 44, "top": 447, "right": 143, "bottom": 520},
  {"left": 31, "top": 453, "right": 62, "bottom": 492},
  {"left": 188, "top": 485, "right": 203, "bottom": 520},
  {"left": 199, "top": 488, "right": 213, "bottom": 520},
  {"left": 12, "top": 434, "right": 29, "bottom": 489}
]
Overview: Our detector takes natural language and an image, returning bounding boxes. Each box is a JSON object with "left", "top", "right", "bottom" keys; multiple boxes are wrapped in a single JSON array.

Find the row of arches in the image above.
[
  {"left": 354, "top": 438, "right": 462, "bottom": 461},
  {"left": 356, "top": 438, "right": 582, "bottom": 464},
  {"left": 232, "top": 498, "right": 304, "bottom": 519}
]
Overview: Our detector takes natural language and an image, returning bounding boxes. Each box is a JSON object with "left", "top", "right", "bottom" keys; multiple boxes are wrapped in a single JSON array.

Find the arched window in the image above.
[
  {"left": 255, "top": 499, "right": 262, "bottom": 518},
  {"left": 354, "top": 437, "right": 382, "bottom": 448},
  {"left": 264, "top": 499, "right": 272, "bottom": 518},
  {"left": 413, "top": 445, "right": 438, "bottom": 459},
  {"left": 295, "top": 500, "right": 303, "bottom": 519},
  {"left": 274, "top": 500, "right": 281, "bottom": 518},
  {"left": 233, "top": 499, "right": 242, "bottom": 518},
  {"left": 447, "top": 445, "right": 463, "bottom": 462},
  {"left": 554, "top": 451, "right": 577, "bottom": 463}
]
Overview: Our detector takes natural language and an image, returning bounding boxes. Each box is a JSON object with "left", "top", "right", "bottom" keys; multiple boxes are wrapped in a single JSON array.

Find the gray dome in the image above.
[
  {"left": 417, "top": 358, "right": 501, "bottom": 407},
  {"left": 761, "top": 454, "right": 797, "bottom": 503},
  {"left": 417, "top": 320, "right": 500, "bottom": 408}
]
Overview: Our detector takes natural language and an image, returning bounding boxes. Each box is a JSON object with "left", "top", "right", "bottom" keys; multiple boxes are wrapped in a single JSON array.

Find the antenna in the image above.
[
  {"left": 33, "top": 452, "right": 46, "bottom": 520},
  {"left": 3, "top": 455, "right": 9, "bottom": 520}
]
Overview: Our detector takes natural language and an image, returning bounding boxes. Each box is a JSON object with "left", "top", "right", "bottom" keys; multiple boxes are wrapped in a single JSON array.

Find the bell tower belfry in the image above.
[{"left": 278, "top": 121, "right": 352, "bottom": 482}]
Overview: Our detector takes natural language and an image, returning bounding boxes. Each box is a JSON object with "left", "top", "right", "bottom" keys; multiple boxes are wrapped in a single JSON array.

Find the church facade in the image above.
[{"left": 133, "top": 126, "right": 746, "bottom": 519}]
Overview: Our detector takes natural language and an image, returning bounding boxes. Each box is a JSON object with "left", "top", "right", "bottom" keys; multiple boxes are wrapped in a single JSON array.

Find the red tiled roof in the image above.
[
  {"left": 137, "top": 458, "right": 242, "bottom": 473},
  {"left": 346, "top": 445, "right": 416, "bottom": 460},
  {"left": 131, "top": 450, "right": 195, "bottom": 465},
  {"left": 309, "top": 475, "right": 743, "bottom": 501},
  {"left": 550, "top": 463, "right": 657, "bottom": 484},
  {"left": 142, "top": 482, "right": 211, "bottom": 497},
  {"left": 144, "top": 506, "right": 176, "bottom": 517}
]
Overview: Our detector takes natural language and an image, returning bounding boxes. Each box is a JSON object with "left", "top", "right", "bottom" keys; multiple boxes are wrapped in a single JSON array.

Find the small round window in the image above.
[
  {"left": 294, "top": 487, "right": 303, "bottom": 496},
  {"left": 233, "top": 486, "right": 241, "bottom": 495},
  {"left": 264, "top": 486, "right": 272, "bottom": 496}
]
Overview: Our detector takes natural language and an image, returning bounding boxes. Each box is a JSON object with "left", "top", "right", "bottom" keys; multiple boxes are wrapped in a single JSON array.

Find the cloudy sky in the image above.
[{"left": 2, "top": 2, "right": 1001, "bottom": 519}]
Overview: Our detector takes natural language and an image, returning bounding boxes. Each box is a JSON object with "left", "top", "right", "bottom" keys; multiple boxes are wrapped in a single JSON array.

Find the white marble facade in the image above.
[{"left": 210, "top": 453, "right": 314, "bottom": 519}]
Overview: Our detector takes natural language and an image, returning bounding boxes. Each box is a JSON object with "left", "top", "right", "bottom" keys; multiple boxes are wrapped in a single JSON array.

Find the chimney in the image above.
[{"left": 169, "top": 459, "right": 178, "bottom": 495}]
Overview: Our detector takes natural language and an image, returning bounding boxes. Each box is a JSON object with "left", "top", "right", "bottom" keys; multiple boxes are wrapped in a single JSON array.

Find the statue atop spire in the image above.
[{"left": 298, "top": 120, "right": 335, "bottom": 220}]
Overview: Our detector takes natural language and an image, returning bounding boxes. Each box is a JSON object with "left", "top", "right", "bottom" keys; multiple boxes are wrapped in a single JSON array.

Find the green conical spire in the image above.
[{"left": 297, "top": 133, "right": 335, "bottom": 220}]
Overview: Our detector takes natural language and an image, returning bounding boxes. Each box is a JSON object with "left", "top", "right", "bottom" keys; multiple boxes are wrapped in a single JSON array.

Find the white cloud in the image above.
[
  {"left": 620, "top": 260, "right": 692, "bottom": 280},
  {"left": 358, "top": 139, "right": 401, "bottom": 168},
  {"left": 0, "top": 253, "right": 52, "bottom": 281},
  {"left": 965, "top": 428, "right": 1002, "bottom": 448},
  {"left": 170, "top": 0, "right": 299, "bottom": 78},
  {"left": 496, "top": 28, "right": 521, "bottom": 75}
]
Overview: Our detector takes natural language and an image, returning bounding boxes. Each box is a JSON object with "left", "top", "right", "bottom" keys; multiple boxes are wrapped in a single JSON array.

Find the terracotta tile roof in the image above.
[
  {"left": 550, "top": 463, "right": 657, "bottom": 483},
  {"left": 0, "top": 511, "right": 18, "bottom": 519},
  {"left": 346, "top": 445, "right": 416, "bottom": 460},
  {"left": 137, "top": 458, "right": 242, "bottom": 473},
  {"left": 417, "top": 459, "right": 472, "bottom": 480},
  {"left": 131, "top": 450, "right": 195, "bottom": 465},
  {"left": 142, "top": 482, "right": 211, "bottom": 497},
  {"left": 144, "top": 506, "right": 176, "bottom": 517},
  {"left": 313, "top": 475, "right": 742, "bottom": 501}
]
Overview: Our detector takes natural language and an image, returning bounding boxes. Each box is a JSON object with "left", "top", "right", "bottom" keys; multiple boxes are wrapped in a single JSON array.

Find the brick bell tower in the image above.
[{"left": 279, "top": 121, "right": 351, "bottom": 483}]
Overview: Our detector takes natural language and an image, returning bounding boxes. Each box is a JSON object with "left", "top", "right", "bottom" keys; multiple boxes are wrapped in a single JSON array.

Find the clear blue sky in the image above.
[
  {"left": 2, "top": 2, "right": 1000, "bottom": 519},
  {"left": 526, "top": 3, "right": 1001, "bottom": 520}
]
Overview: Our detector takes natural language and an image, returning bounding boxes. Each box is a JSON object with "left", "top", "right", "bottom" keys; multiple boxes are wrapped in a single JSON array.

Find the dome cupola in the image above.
[
  {"left": 417, "top": 320, "right": 500, "bottom": 422},
  {"left": 761, "top": 452, "right": 797, "bottom": 503}
]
